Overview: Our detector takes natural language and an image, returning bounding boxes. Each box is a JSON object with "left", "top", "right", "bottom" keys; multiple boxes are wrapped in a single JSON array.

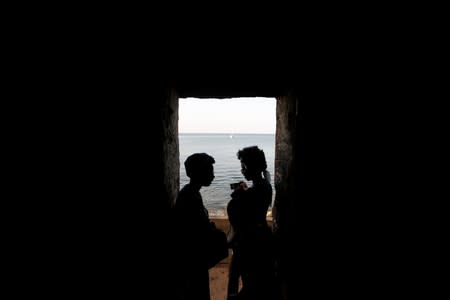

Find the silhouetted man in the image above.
[{"left": 173, "top": 153, "right": 217, "bottom": 300}]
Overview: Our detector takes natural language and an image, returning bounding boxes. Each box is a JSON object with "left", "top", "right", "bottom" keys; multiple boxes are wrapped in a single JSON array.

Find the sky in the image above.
[{"left": 179, "top": 97, "right": 276, "bottom": 134}]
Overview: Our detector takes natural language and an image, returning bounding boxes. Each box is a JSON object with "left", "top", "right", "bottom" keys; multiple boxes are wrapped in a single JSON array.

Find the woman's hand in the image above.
[{"left": 236, "top": 181, "right": 248, "bottom": 191}]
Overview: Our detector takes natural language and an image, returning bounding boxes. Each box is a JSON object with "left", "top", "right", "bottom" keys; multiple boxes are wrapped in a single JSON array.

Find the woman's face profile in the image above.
[{"left": 241, "top": 161, "right": 251, "bottom": 180}]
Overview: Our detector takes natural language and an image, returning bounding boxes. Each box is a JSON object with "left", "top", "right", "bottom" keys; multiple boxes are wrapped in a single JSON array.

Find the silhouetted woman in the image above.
[
  {"left": 227, "top": 146, "right": 277, "bottom": 300},
  {"left": 172, "top": 153, "right": 218, "bottom": 300}
]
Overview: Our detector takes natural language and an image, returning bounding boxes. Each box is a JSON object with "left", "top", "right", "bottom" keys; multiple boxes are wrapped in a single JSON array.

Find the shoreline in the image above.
[{"left": 210, "top": 216, "right": 273, "bottom": 231}]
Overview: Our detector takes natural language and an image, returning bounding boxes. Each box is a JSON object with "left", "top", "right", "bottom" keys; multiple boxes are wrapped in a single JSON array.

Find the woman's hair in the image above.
[{"left": 237, "top": 146, "right": 267, "bottom": 173}]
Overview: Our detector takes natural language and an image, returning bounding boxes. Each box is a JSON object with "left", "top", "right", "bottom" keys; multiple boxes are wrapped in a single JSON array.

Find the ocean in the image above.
[{"left": 179, "top": 133, "right": 275, "bottom": 217}]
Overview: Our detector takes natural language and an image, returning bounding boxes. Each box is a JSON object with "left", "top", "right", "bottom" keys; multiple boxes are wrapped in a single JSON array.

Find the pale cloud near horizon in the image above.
[{"left": 179, "top": 97, "right": 276, "bottom": 134}]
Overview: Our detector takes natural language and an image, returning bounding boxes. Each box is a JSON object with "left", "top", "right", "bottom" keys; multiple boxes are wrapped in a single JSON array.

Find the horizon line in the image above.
[{"left": 179, "top": 132, "right": 275, "bottom": 135}]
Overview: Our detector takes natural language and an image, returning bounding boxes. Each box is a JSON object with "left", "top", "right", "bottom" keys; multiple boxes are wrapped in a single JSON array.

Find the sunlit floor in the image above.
[
  {"left": 208, "top": 218, "right": 246, "bottom": 300},
  {"left": 210, "top": 258, "right": 243, "bottom": 300},
  {"left": 210, "top": 261, "right": 229, "bottom": 300}
]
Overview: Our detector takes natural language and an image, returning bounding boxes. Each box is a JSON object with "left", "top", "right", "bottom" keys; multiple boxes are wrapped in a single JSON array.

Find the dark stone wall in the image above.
[
  {"left": 160, "top": 89, "right": 180, "bottom": 208},
  {"left": 48, "top": 45, "right": 399, "bottom": 298},
  {"left": 274, "top": 94, "right": 298, "bottom": 234}
]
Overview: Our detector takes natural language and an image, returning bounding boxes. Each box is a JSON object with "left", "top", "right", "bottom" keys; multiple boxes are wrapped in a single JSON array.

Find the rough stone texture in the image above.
[
  {"left": 274, "top": 94, "right": 298, "bottom": 233},
  {"left": 160, "top": 89, "right": 180, "bottom": 207}
]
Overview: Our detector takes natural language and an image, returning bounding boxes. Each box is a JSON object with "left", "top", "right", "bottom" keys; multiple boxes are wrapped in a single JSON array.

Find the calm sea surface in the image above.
[{"left": 179, "top": 133, "right": 275, "bottom": 217}]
